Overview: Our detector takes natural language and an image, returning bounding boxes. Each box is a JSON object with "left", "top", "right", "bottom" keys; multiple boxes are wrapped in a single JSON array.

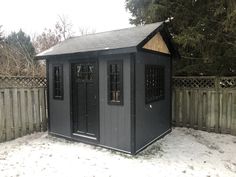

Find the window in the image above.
[
  {"left": 108, "top": 61, "right": 123, "bottom": 105},
  {"left": 53, "top": 65, "right": 63, "bottom": 100},
  {"left": 145, "top": 65, "right": 165, "bottom": 104},
  {"left": 76, "top": 64, "right": 94, "bottom": 81}
]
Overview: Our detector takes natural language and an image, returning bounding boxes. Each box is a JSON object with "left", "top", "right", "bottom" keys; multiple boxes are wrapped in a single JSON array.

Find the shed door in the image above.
[{"left": 72, "top": 61, "right": 99, "bottom": 139}]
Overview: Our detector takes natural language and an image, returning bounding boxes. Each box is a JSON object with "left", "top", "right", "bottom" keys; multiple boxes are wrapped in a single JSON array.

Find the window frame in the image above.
[
  {"left": 107, "top": 60, "right": 123, "bottom": 105},
  {"left": 53, "top": 64, "right": 64, "bottom": 100},
  {"left": 145, "top": 64, "right": 165, "bottom": 104}
]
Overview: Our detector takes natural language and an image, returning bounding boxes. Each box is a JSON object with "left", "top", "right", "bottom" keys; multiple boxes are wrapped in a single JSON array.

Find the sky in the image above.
[{"left": 0, "top": 0, "right": 133, "bottom": 37}]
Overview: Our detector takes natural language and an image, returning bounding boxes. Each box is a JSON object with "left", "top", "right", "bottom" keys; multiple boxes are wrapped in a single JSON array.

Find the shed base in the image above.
[
  {"left": 48, "top": 132, "right": 132, "bottom": 154},
  {"left": 48, "top": 129, "right": 171, "bottom": 155},
  {"left": 135, "top": 128, "right": 172, "bottom": 154}
]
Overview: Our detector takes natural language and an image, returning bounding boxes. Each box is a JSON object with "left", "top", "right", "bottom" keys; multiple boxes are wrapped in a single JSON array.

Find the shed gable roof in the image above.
[{"left": 36, "top": 22, "right": 179, "bottom": 59}]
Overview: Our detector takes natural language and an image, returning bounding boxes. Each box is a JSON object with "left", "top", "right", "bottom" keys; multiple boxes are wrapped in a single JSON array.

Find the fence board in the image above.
[
  {"left": 232, "top": 93, "right": 236, "bottom": 135},
  {"left": 219, "top": 92, "right": 223, "bottom": 132},
  {"left": 20, "top": 89, "right": 27, "bottom": 135},
  {"left": 182, "top": 90, "right": 187, "bottom": 127},
  {"left": 173, "top": 76, "right": 236, "bottom": 136},
  {"left": 0, "top": 91, "right": 4, "bottom": 141},
  {"left": 221, "top": 91, "right": 228, "bottom": 133},
  {"left": 194, "top": 90, "right": 198, "bottom": 129},
  {"left": 172, "top": 90, "right": 176, "bottom": 125},
  {"left": 4, "top": 89, "right": 13, "bottom": 141},
  {"left": 34, "top": 89, "right": 40, "bottom": 131},
  {"left": 186, "top": 90, "right": 190, "bottom": 127},
  {"left": 39, "top": 88, "right": 47, "bottom": 131},
  {"left": 197, "top": 91, "right": 202, "bottom": 130},
  {"left": 178, "top": 90, "right": 183, "bottom": 126},
  {"left": 202, "top": 92, "right": 207, "bottom": 130},
  {"left": 189, "top": 91, "right": 195, "bottom": 128},
  {"left": 227, "top": 92, "right": 232, "bottom": 133},
  {"left": 214, "top": 91, "right": 219, "bottom": 133},
  {"left": 174, "top": 89, "right": 179, "bottom": 126},
  {"left": 27, "top": 90, "right": 33, "bottom": 133},
  {"left": 12, "top": 88, "right": 19, "bottom": 138}
]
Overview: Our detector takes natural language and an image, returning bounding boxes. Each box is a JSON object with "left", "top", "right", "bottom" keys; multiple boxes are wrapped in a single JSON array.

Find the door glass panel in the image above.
[
  {"left": 88, "top": 65, "right": 94, "bottom": 80},
  {"left": 77, "top": 64, "right": 94, "bottom": 81},
  {"left": 76, "top": 65, "right": 82, "bottom": 78}
]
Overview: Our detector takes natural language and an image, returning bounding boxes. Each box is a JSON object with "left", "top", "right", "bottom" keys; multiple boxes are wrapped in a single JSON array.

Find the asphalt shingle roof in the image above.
[{"left": 36, "top": 22, "right": 163, "bottom": 57}]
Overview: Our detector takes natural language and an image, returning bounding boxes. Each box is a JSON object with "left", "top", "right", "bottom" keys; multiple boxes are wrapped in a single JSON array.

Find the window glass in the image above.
[
  {"left": 76, "top": 64, "right": 94, "bottom": 81},
  {"left": 108, "top": 61, "right": 123, "bottom": 105},
  {"left": 53, "top": 65, "right": 63, "bottom": 100},
  {"left": 145, "top": 65, "right": 165, "bottom": 103}
]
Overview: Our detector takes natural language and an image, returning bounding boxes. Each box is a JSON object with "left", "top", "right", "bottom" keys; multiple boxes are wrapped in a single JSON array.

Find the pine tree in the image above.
[
  {"left": 126, "top": 0, "right": 236, "bottom": 76},
  {"left": 6, "top": 29, "right": 36, "bottom": 59}
]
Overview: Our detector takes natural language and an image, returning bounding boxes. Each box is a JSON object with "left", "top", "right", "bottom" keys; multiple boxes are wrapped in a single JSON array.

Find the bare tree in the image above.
[
  {"left": 55, "top": 15, "right": 74, "bottom": 41},
  {"left": 33, "top": 28, "right": 60, "bottom": 53},
  {"left": 33, "top": 15, "right": 75, "bottom": 53},
  {"left": 0, "top": 42, "right": 45, "bottom": 77},
  {"left": 78, "top": 27, "right": 96, "bottom": 36}
]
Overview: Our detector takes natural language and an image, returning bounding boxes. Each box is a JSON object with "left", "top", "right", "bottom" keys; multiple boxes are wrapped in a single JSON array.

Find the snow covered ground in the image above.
[{"left": 0, "top": 127, "right": 236, "bottom": 177}]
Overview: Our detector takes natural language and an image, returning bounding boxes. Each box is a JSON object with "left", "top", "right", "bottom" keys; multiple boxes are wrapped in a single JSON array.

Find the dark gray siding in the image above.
[
  {"left": 135, "top": 52, "right": 171, "bottom": 151},
  {"left": 48, "top": 60, "right": 71, "bottom": 137},
  {"left": 99, "top": 54, "right": 131, "bottom": 152}
]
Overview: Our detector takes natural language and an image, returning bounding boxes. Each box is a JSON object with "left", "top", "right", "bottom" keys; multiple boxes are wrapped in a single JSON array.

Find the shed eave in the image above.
[{"left": 35, "top": 46, "right": 137, "bottom": 60}]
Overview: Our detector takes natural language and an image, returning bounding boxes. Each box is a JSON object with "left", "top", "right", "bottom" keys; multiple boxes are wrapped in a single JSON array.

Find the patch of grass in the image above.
[{"left": 136, "top": 143, "right": 165, "bottom": 160}]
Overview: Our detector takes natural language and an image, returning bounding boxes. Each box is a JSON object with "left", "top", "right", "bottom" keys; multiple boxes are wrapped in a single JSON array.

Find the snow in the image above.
[{"left": 0, "top": 128, "right": 236, "bottom": 177}]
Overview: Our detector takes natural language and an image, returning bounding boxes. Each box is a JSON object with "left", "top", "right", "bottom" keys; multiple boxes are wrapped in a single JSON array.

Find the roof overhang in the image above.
[{"left": 35, "top": 46, "right": 137, "bottom": 60}]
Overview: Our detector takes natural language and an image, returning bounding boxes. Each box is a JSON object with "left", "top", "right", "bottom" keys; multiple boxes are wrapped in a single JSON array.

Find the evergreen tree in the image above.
[
  {"left": 6, "top": 29, "right": 36, "bottom": 59},
  {"left": 126, "top": 0, "right": 236, "bottom": 76}
]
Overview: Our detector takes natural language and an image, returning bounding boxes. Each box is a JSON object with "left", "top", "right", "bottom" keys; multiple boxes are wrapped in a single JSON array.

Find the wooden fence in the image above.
[
  {"left": 172, "top": 76, "right": 236, "bottom": 135},
  {"left": 0, "top": 77, "right": 47, "bottom": 142},
  {"left": 0, "top": 76, "right": 235, "bottom": 143}
]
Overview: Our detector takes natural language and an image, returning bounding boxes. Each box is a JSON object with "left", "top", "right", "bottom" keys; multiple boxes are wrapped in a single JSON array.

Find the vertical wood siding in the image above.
[{"left": 99, "top": 55, "right": 131, "bottom": 152}]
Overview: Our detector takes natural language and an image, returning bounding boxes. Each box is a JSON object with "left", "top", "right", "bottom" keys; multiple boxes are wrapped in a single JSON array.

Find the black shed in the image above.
[{"left": 36, "top": 22, "right": 180, "bottom": 154}]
